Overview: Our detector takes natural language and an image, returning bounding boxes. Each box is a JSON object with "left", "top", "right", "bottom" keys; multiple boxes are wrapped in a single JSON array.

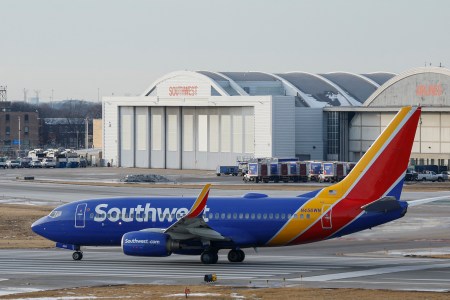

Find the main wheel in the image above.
[
  {"left": 237, "top": 250, "right": 245, "bottom": 262},
  {"left": 72, "top": 251, "right": 83, "bottom": 261},
  {"left": 201, "top": 251, "right": 218, "bottom": 264},
  {"left": 228, "top": 249, "right": 245, "bottom": 263}
]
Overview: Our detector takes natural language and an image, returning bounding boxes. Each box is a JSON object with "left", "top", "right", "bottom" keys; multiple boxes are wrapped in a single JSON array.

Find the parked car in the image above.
[
  {"left": 41, "top": 158, "right": 56, "bottom": 168},
  {"left": 405, "top": 170, "right": 418, "bottom": 181},
  {"left": 440, "top": 171, "right": 449, "bottom": 181},
  {"left": 20, "top": 157, "right": 32, "bottom": 168},
  {"left": 30, "top": 160, "right": 42, "bottom": 168},
  {"left": 6, "top": 159, "right": 21, "bottom": 169},
  {"left": 0, "top": 157, "right": 7, "bottom": 169}
]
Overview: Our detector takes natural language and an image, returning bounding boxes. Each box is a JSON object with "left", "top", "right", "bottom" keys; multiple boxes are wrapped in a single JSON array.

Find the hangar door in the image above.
[
  {"left": 135, "top": 107, "right": 150, "bottom": 168},
  {"left": 119, "top": 107, "right": 134, "bottom": 167}
]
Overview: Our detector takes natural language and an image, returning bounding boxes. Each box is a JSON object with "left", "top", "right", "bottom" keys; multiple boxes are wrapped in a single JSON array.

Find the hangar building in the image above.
[{"left": 103, "top": 67, "right": 450, "bottom": 170}]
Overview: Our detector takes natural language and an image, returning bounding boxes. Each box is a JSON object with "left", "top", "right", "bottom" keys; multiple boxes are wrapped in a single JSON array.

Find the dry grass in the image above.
[
  {"left": 0, "top": 204, "right": 54, "bottom": 249},
  {"left": 1, "top": 284, "right": 449, "bottom": 300}
]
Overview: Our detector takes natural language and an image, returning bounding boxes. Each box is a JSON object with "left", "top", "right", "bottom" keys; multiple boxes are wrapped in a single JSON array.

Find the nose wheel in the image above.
[
  {"left": 72, "top": 251, "right": 83, "bottom": 261},
  {"left": 228, "top": 249, "right": 245, "bottom": 262}
]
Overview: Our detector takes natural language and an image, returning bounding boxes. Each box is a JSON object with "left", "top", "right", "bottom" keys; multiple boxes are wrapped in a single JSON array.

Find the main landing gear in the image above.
[
  {"left": 72, "top": 251, "right": 83, "bottom": 261},
  {"left": 200, "top": 250, "right": 218, "bottom": 264},
  {"left": 200, "top": 249, "right": 246, "bottom": 264},
  {"left": 228, "top": 249, "right": 245, "bottom": 263}
]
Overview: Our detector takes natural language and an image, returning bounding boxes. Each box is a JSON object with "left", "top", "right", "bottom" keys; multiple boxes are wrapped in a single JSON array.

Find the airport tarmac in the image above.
[{"left": 0, "top": 168, "right": 449, "bottom": 295}]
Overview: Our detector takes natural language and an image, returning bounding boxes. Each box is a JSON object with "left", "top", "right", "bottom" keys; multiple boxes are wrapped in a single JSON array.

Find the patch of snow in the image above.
[
  {"left": 0, "top": 287, "right": 42, "bottom": 296},
  {"left": 164, "top": 293, "right": 221, "bottom": 298},
  {"left": 231, "top": 293, "right": 246, "bottom": 299},
  {"left": 12, "top": 297, "right": 96, "bottom": 300}
]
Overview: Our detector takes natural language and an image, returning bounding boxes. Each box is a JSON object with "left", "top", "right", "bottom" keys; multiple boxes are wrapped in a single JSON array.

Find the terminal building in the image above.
[{"left": 103, "top": 67, "right": 450, "bottom": 170}]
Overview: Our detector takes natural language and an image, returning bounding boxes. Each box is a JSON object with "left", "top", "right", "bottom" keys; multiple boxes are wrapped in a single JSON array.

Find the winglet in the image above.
[{"left": 186, "top": 184, "right": 211, "bottom": 219}]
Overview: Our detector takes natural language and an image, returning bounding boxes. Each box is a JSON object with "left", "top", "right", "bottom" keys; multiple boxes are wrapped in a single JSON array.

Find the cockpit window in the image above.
[{"left": 49, "top": 210, "right": 62, "bottom": 218}]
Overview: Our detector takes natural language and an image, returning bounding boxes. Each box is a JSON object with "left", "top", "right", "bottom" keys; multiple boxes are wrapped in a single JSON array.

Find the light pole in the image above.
[
  {"left": 85, "top": 117, "right": 89, "bottom": 149},
  {"left": 76, "top": 130, "right": 79, "bottom": 149},
  {"left": 18, "top": 116, "right": 21, "bottom": 154}
]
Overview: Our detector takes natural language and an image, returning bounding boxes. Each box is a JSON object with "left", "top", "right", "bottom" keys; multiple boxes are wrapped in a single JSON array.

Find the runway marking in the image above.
[{"left": 290, "top": 262, "right": 450, "bottom": 282}]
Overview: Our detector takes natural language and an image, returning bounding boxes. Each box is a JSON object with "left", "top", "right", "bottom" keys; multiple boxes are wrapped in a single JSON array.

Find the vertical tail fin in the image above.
[
  {"left": 267, "top": 106, "right": 422, "bottom": 246},
  {"left": 327, "top": 106, "right": 421, "bottom": 203}
]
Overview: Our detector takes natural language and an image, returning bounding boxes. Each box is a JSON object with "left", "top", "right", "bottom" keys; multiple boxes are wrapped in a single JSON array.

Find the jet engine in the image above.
[{"left": 121, "top": 231, "right": 180, "bottom": 257}]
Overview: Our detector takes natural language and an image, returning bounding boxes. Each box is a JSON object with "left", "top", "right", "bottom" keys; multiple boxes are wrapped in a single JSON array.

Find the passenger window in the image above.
[
  {"left": 300, "top": 214, "right": 304, "bottom": 219},
  {"left": 227, "top": 213, "right": 231, "bottom": 219},
  {"left": 90, "top": 213, "right": 94, "bottom": 218},
  {"left": 221, "top": 213, "right": 225, "bottom": 219},
  {"left": 263, "top": 213, "right": 267, "bottom": 219},
  {"left": 239, "top": 213, "right": 243, "bottom": 219},
  {"left": 233, "top": 213, "right": 237, "bottom": 219},
  {"left": 287, "top": 214, "right": 292, "bottom": 219},
  {"left": 257, "top": 213, "right": 262, "bottom": 219},
  {"left": 215, "top": 213, "right": 219, "bottom": 219},
  {"left": 209, "top": 213, "right": 213, "bottom": 219},
  {"left": 306, "top": 214, "right": 310, "bottom": 219},
  {"left": 269, "top": 213, "right": 273, "bottom": 219},
  {"left": 281, "top": 213, "right": 286, "bottom": 220},
  {"left": 294, "top": 214, "right": 298, "bottom": 219},
  {"left": 251, "top": 213, "right": 255, "bottom": 219},
  {"left": 245, "top": 213, "right": 249, "bottom": 219},
  {"left": 275, "top": 213, "right": 280, "bottom": 219}
]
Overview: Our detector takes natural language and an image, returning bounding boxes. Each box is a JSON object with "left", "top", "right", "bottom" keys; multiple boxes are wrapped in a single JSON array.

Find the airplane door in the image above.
[
  {"left": 75, "top": 203, "right": 87, "bottom": 228},
  {"left": 321, "top": 204, "right": 332, "bottom": 229}
]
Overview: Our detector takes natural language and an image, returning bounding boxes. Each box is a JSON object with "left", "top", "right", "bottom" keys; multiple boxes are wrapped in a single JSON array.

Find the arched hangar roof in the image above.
[
  {"left": 142, "top": 70, "right": 395, "bottom": 107},
  {"left": 364, "top": 67, "right": 450, "bottom": 107}
]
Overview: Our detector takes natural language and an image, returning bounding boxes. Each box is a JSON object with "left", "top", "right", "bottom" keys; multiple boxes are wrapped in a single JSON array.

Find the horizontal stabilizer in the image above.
[
  {"left": 361, "top": 196, "right": 401, "bottom": 213},
  {"left": 407, "top": 196, "right": 450, "bottom": 207}
]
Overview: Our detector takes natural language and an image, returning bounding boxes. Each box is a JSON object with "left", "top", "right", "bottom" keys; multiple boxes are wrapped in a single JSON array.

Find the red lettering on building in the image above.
[
  {"left": 168, "top": 86, "right": 198, "bottom": 97},
  {"left": 416, "top": 83, "right": 443, "bottom": 97}
]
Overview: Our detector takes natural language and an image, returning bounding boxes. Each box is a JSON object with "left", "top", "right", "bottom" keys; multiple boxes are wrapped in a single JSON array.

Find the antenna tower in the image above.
[{"left": 23, "top": 88, "right": 28, "bottom": 102}]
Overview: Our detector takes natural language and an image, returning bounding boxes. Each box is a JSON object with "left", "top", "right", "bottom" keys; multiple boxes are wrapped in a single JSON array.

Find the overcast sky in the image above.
[{"left": 1, "top": 0, "right": 449, "bottom": 102}]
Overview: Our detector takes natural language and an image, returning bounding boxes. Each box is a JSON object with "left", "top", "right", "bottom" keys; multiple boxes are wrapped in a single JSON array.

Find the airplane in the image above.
[{"left": 31, "top": 106, "right": 449, "bottom": 264}]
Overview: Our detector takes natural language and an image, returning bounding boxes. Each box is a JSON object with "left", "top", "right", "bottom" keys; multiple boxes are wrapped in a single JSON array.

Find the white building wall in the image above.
[
  {"left": 295, "top": 108, "right": 324, "bottom": 160},
  {"left": 272, "top": 96, "right": 295, "bottom": 157},
  {"left": 253, "top": 96, "right": 272, "bottom": 158},
  {"left": 103, "top": 95, "right": 268, "bottom": 169}
]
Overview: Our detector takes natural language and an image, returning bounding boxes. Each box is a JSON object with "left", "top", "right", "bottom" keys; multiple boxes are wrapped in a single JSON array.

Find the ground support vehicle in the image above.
[
  {"left": 306, "top": 161, "right": 322, "bottom": 181},
  {"left": 319, "top": 162, "right": 346, "bottom": 183},
  {"left": 216, "top": 166, "right": 239, "bottom": 176},
  {"left": 245, "top": 161, "right": 280, "bottom": 183}
]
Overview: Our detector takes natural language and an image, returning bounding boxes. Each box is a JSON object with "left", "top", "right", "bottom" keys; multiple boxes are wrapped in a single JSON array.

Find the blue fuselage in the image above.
[{"left": 32, "top": 194, "right": 408, "bottom": 249}]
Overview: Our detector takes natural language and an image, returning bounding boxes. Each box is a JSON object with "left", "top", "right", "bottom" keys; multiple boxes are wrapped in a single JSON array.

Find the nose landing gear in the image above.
[{"left": 72, "top": 251, "right": 83, "bottom": 261}]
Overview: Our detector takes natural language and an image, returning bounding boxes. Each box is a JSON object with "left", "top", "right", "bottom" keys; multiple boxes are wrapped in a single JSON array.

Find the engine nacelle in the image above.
[{"left": 121, "top": 231, "right": 176, "bottom": 257}]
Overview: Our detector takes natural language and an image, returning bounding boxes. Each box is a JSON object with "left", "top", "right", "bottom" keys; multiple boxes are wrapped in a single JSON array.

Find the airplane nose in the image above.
[{"left": 31, "top": 216, "right": 48, "bottom": 237}]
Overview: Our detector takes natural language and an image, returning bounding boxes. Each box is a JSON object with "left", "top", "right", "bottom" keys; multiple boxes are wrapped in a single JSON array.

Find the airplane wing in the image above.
[
  {"left": 150, "top": 184, "right": 227, "bottom": 241},
  {"left": 407, "top": 196, "right": 450, "bottom": 207}
]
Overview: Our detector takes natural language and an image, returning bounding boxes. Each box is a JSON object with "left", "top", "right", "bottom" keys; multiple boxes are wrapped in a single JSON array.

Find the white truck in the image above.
[{"left": 417, "top": 171, "right": 445, "bottom": 182}]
